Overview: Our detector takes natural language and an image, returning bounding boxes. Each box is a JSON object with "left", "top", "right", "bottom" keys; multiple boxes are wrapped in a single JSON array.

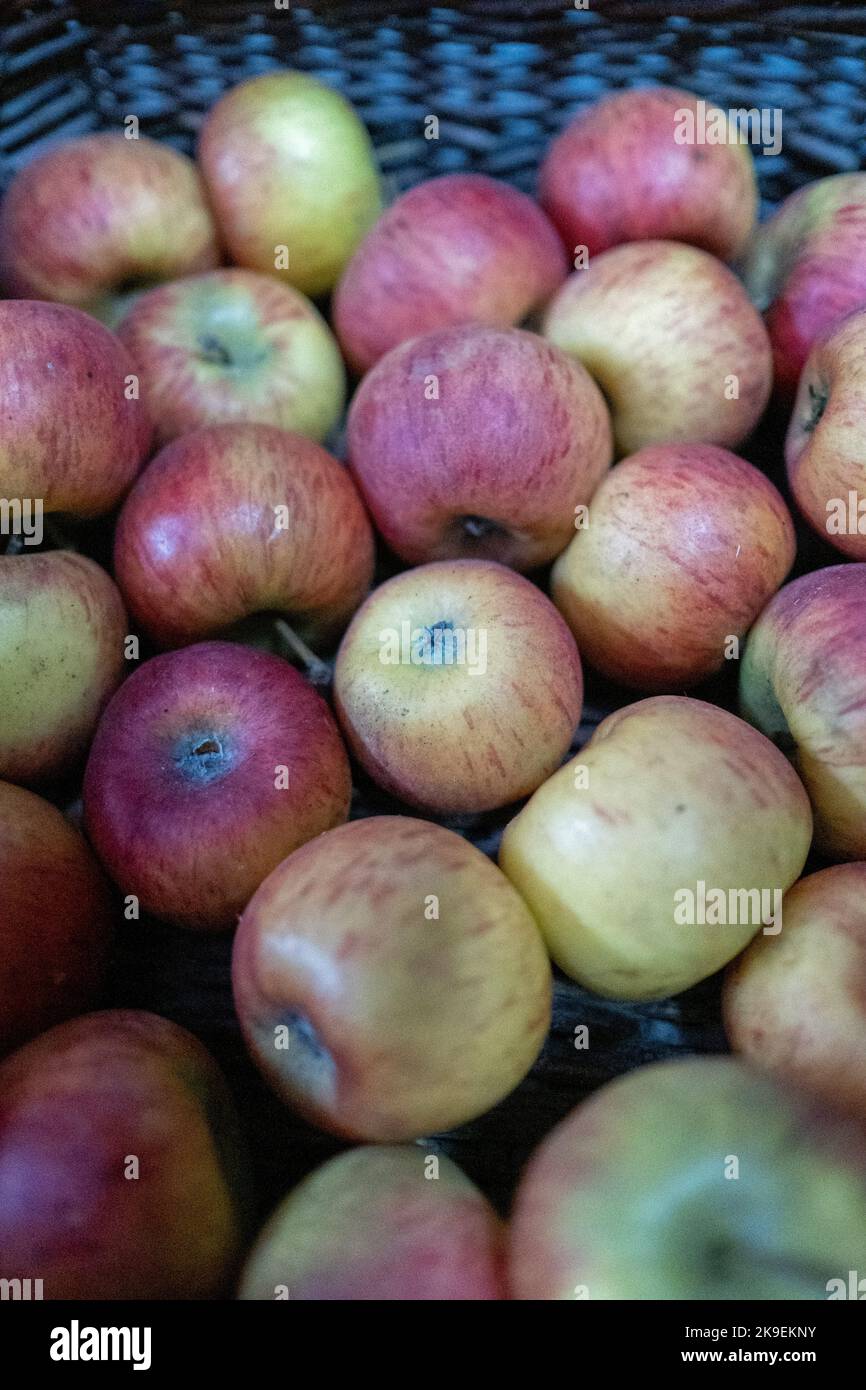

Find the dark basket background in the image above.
[{"left": 1, "top": 0, "right": 865, "bottom": 1224}]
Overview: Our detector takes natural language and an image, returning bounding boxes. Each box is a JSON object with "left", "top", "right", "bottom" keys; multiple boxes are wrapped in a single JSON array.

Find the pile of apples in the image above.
[{"left": 2, "top": 72, "right": 866, "bottom": 1302}]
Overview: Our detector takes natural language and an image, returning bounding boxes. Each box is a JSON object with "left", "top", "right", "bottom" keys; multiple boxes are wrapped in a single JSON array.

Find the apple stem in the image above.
[{"left": 274, "top": 619, "right": 332, "bottom": 688}]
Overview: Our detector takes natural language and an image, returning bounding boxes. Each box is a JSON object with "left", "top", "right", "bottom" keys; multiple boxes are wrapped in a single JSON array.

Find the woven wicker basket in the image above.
[{"left": 2, "top": 0, "right": 864, "bottom": 1214}]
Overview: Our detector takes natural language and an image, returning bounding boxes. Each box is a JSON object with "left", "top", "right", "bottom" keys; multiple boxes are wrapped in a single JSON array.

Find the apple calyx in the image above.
[
  {"left": 195, "top": 330, "right": 269, "bottom": 373},
  {"left": 803, "top": 380, "right": 829, "bottom": 434},
  {"left": 174, "top": 728, "right": 236, "bottom": 784}
]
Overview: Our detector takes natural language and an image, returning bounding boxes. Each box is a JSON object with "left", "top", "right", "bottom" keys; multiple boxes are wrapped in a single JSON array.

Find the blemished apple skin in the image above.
[
  {"left": 0, "top": 300, "right": 153, "bottom": 517},
  {"left": 198, "top": 69, "right": 382, "bottom": 297},
  {"left": 346, "top": 325, "right": 613, "bottom": 571},
  {"left": 740, "top": 564, "right": 866, "bottom": 859},
  {"left": 543, "top": 240, "right": 773, "bottom": 457},
  {"left": 232, "top": 815, "right": 552, "bottom": 1142},
  {"left": 239, "top": 1145, "right": 506, "bottom": 1301},
  {"left": 724, "top": 864, "right": 866, "bottom": 1124},
  {"left": 333, "top": 173, "right": 568, "bottom": 372},
  {"left": 785, "top": 307, "right": 866, "bottom": 558},
  {"left": 113, "top": 423, "right": 375, "bottom": 649},
  {"left": 551, "top": 443, "right": 796, "bottom": 691},
  {"left": 743, "top": 172, "right": 866, "bottom": 399},
  {"left": 0, "top": 1010, "right": 249, "bottom": 1299},
  {"left": 333, "top": 559, "right": 584, "bottom": 815},
  {"left": 0, "top": 134, "right": 220, "bottom": 317},
  {"left": 507, "top": 1056, "right": 866, "bottom": 1300},
  {"left": 538, "top": 87, "right": 757, "bottom": 263},
  {"left": 116, "top": 268, "right": 345, "bottom": 446},
  {"left": 0, "top": 781, "right": 114, "bottom": 1055},
  {"left": 0, "top": 552, "right": 128, "bottom": 785},
  {"left": 499, "top": 696, "right": 812, "bottom": 1000},
  {"left": 83, "top": 641, "right": 351, "bottom": 931}
]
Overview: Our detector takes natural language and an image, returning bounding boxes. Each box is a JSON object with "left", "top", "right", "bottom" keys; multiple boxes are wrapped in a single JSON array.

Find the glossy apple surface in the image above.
[
  {"left": 543, "top": 240, "right": 773, "bottom": 456},
  {"left": 334, "top": 559, "right": 583, "bottom": 815},
  {"left": 551, "top": 443, "right": 795, "bottom": 690},
  {"left": 83, "top": 641, "right": 351, "bottom": 930},
  {"left": 499, "top": 696, "right": 812, "bottom": 999},
  {"left": 114, "top": 423, "right": 374, "bottom": 649},
  {"left": 0, "top": 1009, "right": 249, "bottom": 1299},
  {"left": 346, "top": 326, "right": 612, "bottom": 570},
  {"left": 333, "top": 173, "right": 567, "bottom": 372},
  {"left": 232, "top": 815, "right": 552, "bottom": 1141},
  {"left": 239, "top": 1145, "right": 505, "bottom": 1300}
]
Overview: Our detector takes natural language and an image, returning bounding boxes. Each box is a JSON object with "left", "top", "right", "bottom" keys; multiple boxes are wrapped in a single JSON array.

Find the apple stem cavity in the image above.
[
  {"left": 174, "top": 730, "right": 234, "bottom": 784},
  {"left": 274, "top": 618, "right": 332, "bottom": 688},
  {"left": 460, "top": 514, "right": 507, "bottom": 542},
  {"left": 197, "top": 333, "right": 235, "bottom": 368}
]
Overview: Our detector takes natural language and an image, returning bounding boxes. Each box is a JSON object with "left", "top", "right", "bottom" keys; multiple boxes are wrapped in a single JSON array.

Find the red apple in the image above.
[
  {"left": 239, "top": 1145, "right": 505, "bottom": 1300},
  {"left": 0, "top": 134, "right": 220, "bottom": 322},
  {"left": 551, "top": 443, "right": 796, "bottom": 690},
  {"left": 0, "top": 551, "right": 128, "bottom": 785},
  {"left": 114, "top": 423, "right": 374, "bottom": 649},
  {"left": 83, "top": 641, "right": 351, "bottom": 931},
  {"left": 334, "top": 559, "right": 583, "bottom": 815},
  {"left": 0, "top": 780, "right": 114, "bottom": 1055},
  {"left": 538, "top": 86, "right": 758, "bottom": 263},
  {"left": 333, "top": 173, "right": 567, "bottom": 372},
  {"left": 0, "top": 1009, "right": 249, "bottom": 1299},
  {"left": 0, "top": 300, "right": 152, "bottom": 517},
  {"left": 346, "top": 325, "right": 612, "bottom": 570},
  {"left": 544, "top": 240, "right": 773, "bottom": 455},
  {"left": 116, "top": 268, "right": 345, "bottom": 446},
  {"left": 233, "top": 815, "right": 552, "bottom": 1141},
  {"left": 743, "top": 172, "right": 866, "bottom": 398}
]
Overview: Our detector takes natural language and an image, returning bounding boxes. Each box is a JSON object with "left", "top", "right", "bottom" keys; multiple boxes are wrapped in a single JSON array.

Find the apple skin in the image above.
[
  {"left": 543, "top": 240, "right": 773, "bottom": 457},
  {"left": 724, "top": 864, "right": 866, "bottom": 1124},
  {"left": 785, "top": 306, "right": 866, "bottom": 558},
  {"left": 740, "top": 564, "right": 866, "bottom": 859},
  {"left": 116, "top": 268, "right": 345, "bottom": 447},
  {"left": 0, "top": 1009, "right": 249, "bottom": 1299},
  {"left": 0, "top": 781, "right": 114, "bottom": 1055},
  {"left": 551, "top": 443, "right": 796, "bottom": 691},
  {"left": 0, "top": 551, "right": 128, "bottom": 785},
  {"left": 346, "top": 326, "right": 613, "bottom": 571},
  {"left": 0, "top": 300, "right": 153, "bottom": 517},
  {"left": 332, "top": 173, "right": 567, "bottom": 372},
  {"left": 499, "top": 696, "right": 812, "bottom": 1000},
  {"left": 198, "top": 69, "right": 382, "bottom": 297},
  {"left": 83, "top": 641, "right": 351, "bottom": 931},
  {"left": 113, "top": 423, "right": 374, "bottom": 649},
  {"left": 232, "top": 815, "right": 552, "bottom": 1142},
  {"left": 538, "top": 87, "right": 757, "bottom": 263},
  {"left": 743, "top": 172, "right": 866, "bottom": 399},
  {"left": 239, "top": 1145, "right": 506, "bottom": 1300},
  {"left": 508, "top": 1055, "right": 866, "bottom": 1300},
  {"left": 0, "top": 134, "right": 220, "bottom": 321},
  {"left": 334, "top": 559, "right": 583, "bottom": 815}
]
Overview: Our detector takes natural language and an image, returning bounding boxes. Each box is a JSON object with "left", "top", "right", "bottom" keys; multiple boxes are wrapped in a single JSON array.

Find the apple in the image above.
[
  {"left": 0, "top": 133, "right": 220, "bottom": 323},
  {"left": 499, "top": 695, "right": 812, "bottom": 1000},
  {"left": 232, "top": 815, "right": 552, "bottom": 1141},
  {"left": 346, "top": 326, "right": 613, "bottom": 571},
  {"left": 333, "top": 559, "right": 583, "bottom": 815},
  {"left": 84, "top": 640, "right": 351, "bottom": 931},
  {"left": 116, "top": 268, "right": 345, "bottom": 447},
  {"left": 239, "top": 1145, "right": 505, "bottom": 1300},
  {"left": 0, "top": 780, "right": 114, "bottom": 1055},
  {"left": 551, "top": 443, "right": 796, "bottom": 691},
  {"left": 508, "top": 1055, "right": 866, "bottom": 1300},
  {"left": 0, "top": 1009, "right": 249, "bottom": 1299},
  {"left": 0, "top": 300, "right": 153, "bottom": 517},
  {"left": 198, "top": 68, "right": 382, "bottom": 297},
  {"left": 785, "top": 306, "right": 866, "bottom": 558},
  {"left": 113, "top": 423, "right": 374, "bottom": 650},
  {"left": 743, "top": 172, "right": 866, "bottom": 398},
  {"left": 0, "top": 551, "right": 128, "bottom": 785},
  {"left": 724, "top": 864, "right": 866, "bottom": 1124},
  {"left": 543, "top": 240, "right": 773, "bottom": 456},
  {"left": 538, "top": 86, "right": 758, "bottom": 263},
  {"left": 332, "top": 173, "right": 567, "bottom": 372},
  {"left": 740, "top": 564, "right": 866, "bottom": 859}
]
